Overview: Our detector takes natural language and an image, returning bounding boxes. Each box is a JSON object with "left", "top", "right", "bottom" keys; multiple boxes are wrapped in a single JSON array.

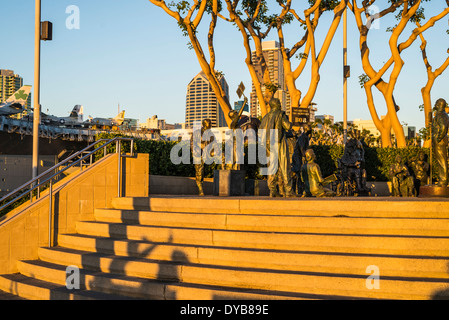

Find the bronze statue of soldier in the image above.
[
  {"left": 389, "top": 155, "right": 415, "bottom": 197},
  {"left": 292, "top": 124, "right": 312, "bottom": 196},
  {"left": 259, "top": 98, "right": 295, "bottom": 198},
  {"left": 431, "top": 98, "right": 449, "bottom": 187},
  {"left": 191, "top": 119, "right": 214, "bottom": 196},
  {"left": 338, "top": 130, "right": 370, "bottom": 196},
  {"left": 224, "top": 98, "right": 260, "bottom": 170},
  {"left": 223, "top": 108, "right": 245, "bottom": 171},
  {"left": 410, "top": 152, "right": 430, "bottom": 195}
]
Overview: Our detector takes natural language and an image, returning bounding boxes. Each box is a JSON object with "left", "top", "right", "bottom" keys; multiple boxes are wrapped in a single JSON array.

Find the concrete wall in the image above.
[
  {"left": 149, "top": 174, "right": 391, "bottom": 197},
  {"left": 0, "top": 155, "right": 58, "bottom": 197},
  {"left": 149, "top": 175, "right": 213, "bottom": 195},
  {"left": 149, "top": 175, "right": 269, "bottom": 196},
  {"left": 0, "top": 153, "right": 149, "bottom": 274}
]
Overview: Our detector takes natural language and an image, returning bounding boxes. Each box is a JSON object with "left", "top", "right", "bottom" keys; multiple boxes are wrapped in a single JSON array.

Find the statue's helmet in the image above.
[
  {"left": 305, "top": 149, "right": 315, "bottom": 162},
  {"left": 269, "top": 98, "right": 282, "bottom": 110},
  {"left": 435, "top": 98, "right": 447, "bottom": 111},
  {"left": 202, "top": 119, "right": 212, "bottom": 130}
]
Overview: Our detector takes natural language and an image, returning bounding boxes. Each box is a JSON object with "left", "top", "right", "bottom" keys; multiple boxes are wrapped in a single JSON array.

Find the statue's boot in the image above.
[
  {"left": 285, "top": 192, "right": 297, "bottom": 198},
  {"left": 283, "top": 182, "right": 296, "bottom": 198},
  {"left": 197, "top": 181, "right": 205, "bottom": 196}
]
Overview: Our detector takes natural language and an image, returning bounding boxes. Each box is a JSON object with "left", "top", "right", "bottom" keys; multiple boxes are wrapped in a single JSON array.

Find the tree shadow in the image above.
[{"left": 77, "top": 227, "right": 189, "bottom": 300}]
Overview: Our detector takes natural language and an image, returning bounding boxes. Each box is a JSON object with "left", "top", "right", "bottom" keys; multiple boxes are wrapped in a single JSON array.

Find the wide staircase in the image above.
[{"left": 1, "top": 196, "right": 449, "bottom": 300}]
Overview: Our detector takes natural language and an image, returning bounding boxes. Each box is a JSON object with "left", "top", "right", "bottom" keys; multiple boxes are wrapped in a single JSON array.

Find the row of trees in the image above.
[
  {"left": 149, "top": 0, "right": 449, "bottom": 148},
  {"left": 310, "top": 118, "right": 423, "bottom": 147}
]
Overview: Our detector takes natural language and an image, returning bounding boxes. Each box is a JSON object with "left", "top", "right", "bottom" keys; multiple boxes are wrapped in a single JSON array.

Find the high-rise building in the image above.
[
  {"left": 185, "top": 71, "right": 229, "bottom": 128},
  {"left": 234, "top": 100, "right": 249, "bottom": 113},
  {"left": 250, "top": 41, "right": 290, "bottom": 118},
  {"left": 0, "top": 69, "right": 31, "bottom": 109}
]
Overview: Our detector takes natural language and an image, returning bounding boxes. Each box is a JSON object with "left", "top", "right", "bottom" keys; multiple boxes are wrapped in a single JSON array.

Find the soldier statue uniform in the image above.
[
  {"left": 191, "top": 119, "right": 214, "bottom": 196},
  {"left": 389, "top": 155, "right": 415, "bottom": 197}
]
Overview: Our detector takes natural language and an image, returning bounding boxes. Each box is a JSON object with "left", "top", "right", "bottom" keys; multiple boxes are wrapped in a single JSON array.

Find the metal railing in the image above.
[{"left": 0, "top": 137, "right": 134, "bottom": 246}]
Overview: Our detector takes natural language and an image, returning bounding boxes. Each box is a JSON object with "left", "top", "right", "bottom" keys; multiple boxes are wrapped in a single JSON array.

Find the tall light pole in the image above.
[
  {"left": 32, "top": 0, "right": 41, "bottom": 179},
  {"left": 343, "top": 4, "right": 349, "bottom": 144}
]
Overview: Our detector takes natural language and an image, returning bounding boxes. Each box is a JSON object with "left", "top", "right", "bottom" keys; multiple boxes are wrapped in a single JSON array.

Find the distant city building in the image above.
[
  {"left": 140, "top": 115, "right": 184, "bottom": 130},
  {"left": 161, "top": 126, "right": 235, "bottom": 142},
  {"left": 250, "top": 41, "right": 291, "bottom": 118},
  {"left": 121, "top": 118, "right": 139, "bottom": 130},
  {"left": 352, "top": 118, "right": 417, "bottom": 140},
  {"left": 234, "top": 100, "right": 249, "bottom": 113},
  {"left": 173, "top": 123, "right": 185, "bottom": 129},
  {"left": 404, "top": 126, "right": 416, "bottom": 139},
  {"left": 0, "top": 69, "right": 31, "bottom": 110},
  {"left": 352, "top": 119, "right": 381, "bottom": 137},
  {"left": 309, "top": 106, "right": 317, "bottom": 123},
  {"left": 185, "top": 71, "right": 229, "bottom": 129},
  {"left": 315, "top": 114, "right": 334, "bottom": 125},
  {"left": 141, "top": 115, "right": 165, "bottom": 130}
]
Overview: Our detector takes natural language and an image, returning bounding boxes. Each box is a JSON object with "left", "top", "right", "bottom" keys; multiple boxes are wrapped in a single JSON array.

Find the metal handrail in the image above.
[
  {"left": 0, "top": 137, "right": 134, "bottom": 214},
  {"left": 0, "top": 139, "right": 108, "bottom": 204}
]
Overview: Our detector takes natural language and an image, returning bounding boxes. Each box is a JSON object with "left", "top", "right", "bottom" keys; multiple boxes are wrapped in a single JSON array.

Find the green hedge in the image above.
[{"left": 96, "top": 133, "right": 433, "bottom": 182}]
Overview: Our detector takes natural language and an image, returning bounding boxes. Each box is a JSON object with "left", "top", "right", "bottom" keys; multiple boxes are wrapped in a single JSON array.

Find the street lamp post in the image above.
[
  {"left": 32, "top": 1, "right": 52, "bottom": 179},
  {"left": 343, "top": 4, "right": 348, "bottom": 145},
  {"left": 32, "top": 0, "right": 41, "bottom": 179}
]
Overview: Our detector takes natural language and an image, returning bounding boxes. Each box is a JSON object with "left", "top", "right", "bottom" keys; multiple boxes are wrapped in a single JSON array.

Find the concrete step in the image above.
[
  {"left": 5, "top": 194, "right": 449, "bottom": 300},
  {"left": 75, "top": 220, "right": 449, "bottom": 257},
  {"left": 111, "top": 197, "right": 449, "bottom": 218},
  {"left": 0, "top": 287, "right": 27, "bottom": 300},
  {"left": 21, "top": 247, "right": 449, "bottom": 300},
  {"left": 14, "top": 260, "right": 306, "bottom": 300},
  {"left": 94, "top": 208, "right": 449, "bottom": 237},
  {"left": 57, "top": 233, "right": 449, "bottom": 279},
  {"left": 0, "top": 273, "right": 131, "bottom": 300}
]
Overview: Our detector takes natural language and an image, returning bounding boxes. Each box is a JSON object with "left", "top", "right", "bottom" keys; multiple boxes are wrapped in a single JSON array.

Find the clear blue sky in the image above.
[{"left": 1, "top": 0, "right": 448, "bottom": 131}]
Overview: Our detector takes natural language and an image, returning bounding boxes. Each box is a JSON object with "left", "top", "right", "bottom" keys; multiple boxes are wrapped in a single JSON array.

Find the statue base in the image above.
[
  {"left": 245, "top": 179, "right": 269, "bottom": 196},
  {"left": 213, "top": 170, "right": 246, "bottom": 196},
  {"left": 418, "top": 185, "right": 449, "bottom": 198}
]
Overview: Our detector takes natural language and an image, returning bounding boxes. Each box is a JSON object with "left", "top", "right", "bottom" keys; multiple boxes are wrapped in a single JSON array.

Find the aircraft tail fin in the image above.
[
  {"left": 69, "top": 105, "right": 84, "bottom": 121},
  {"left": 5, "top": 85, "right": 32, "bottom": 105},
  {"left": 114, "top": 110, "right": 125, "bottom": 125}
]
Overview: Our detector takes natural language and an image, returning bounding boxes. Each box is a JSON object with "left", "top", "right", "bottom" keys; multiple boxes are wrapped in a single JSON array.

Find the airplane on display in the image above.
[
  {"left": 84, "top": 110, "right": 125, "bottom": 130},
  {"left": 40, "top": 105, "right": 84, "bottom": 127},
  {"left": 0, "top": 85, "right": 32, "bottom": 116}
]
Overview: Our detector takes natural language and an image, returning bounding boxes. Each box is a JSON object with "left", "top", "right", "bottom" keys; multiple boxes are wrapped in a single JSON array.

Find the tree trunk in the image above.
[{"left": 421, "top": 79, "right": 434, "bottom": 148}]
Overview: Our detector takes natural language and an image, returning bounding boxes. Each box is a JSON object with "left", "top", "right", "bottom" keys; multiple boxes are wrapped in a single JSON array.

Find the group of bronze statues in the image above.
[
  {"left": 192, "top": 97, "right": 448, "bottom": 198},
  {"left": 391, "top": 98, "right": 449, "bottom": 197},
  {"left": 259, "top": 98, "right": 372, "bottom": 198}
]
